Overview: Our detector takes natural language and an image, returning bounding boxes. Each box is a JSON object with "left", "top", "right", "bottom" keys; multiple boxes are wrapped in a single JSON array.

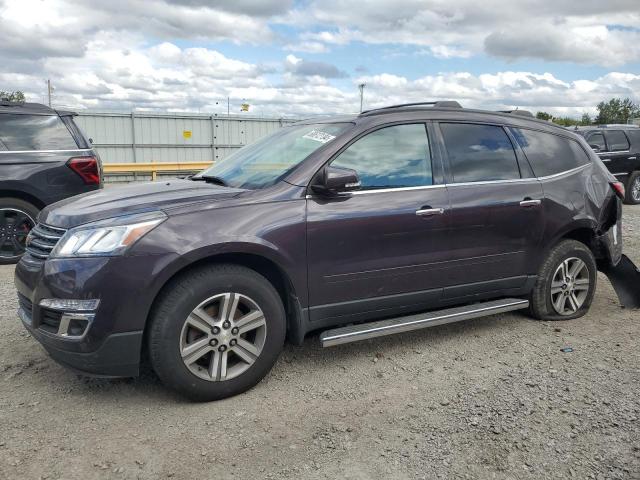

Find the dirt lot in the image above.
[{"left": 1, "top": 207, "right": 639, "bottom": 480}]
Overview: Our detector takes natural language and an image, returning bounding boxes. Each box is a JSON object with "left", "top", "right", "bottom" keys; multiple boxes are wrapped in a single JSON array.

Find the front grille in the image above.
[{"left": 25, "top": 223, "right": 66, "bottom": 261}]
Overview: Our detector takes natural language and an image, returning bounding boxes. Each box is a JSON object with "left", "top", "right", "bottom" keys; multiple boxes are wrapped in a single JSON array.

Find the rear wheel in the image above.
[
  {"left": 148, "top": 264, "right": 286, "bottom": 401},
  {"left": 624, "top": 172, "right": 640, "bottom": 205},
  {"left": 0, "top": 198, "right": 38, "bottom": 265},
  {"left": 528, "top": 240, "right": 597, "bottom": 321}
]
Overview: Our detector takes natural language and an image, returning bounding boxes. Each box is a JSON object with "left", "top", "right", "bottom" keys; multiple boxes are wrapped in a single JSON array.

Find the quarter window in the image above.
[
  {"left": 586, "top": 132, "right": 606, "bottom": 151},
  {"left": 439, "top": 123, "right": 520, "bottom": 183},
  {"left": 331, "top": 124, "right": 432, "bottom": 189},
  {"left": 604, "top": 130, "right": 630, "bottom": 151},
  {"left": 510, "top": 128, "right": 589, "bottom": 177},
  {"left": 0, "top": 114, "right": 78, "bottom": 151}
]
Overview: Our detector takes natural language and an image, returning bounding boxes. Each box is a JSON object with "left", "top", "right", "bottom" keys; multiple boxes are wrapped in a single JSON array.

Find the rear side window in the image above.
[
  {"left": 604, "top": 130, "right": 630, "bottom": 151},
  {"left": 0, "top": 114, "right": 78, "bottom": 151},
  {"left": 439, "top": 123, "right": 520, "bottom": 183},
  {"left": 331, "top": 123, "right": 432, "bottom": 189},
  {"left": 586, "top": 132, "right": 606, "bottom": 150},
  {"left": 627, "top": 130, "right": 640, "bottom": 147},
  {"left": 510, "top": 128, "right": 589, "bottom": 177}
]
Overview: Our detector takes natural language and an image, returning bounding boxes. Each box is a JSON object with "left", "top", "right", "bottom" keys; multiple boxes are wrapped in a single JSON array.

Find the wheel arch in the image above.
[
  {"left": 0, "top": 189, "right": 46, "bottom": 210},
  {"left": 142, "top": 249, "right": 306, "bottom": 359}
]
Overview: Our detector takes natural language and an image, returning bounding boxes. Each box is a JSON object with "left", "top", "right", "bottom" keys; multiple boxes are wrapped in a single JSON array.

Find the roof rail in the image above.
[
  {"left": 596, "top": 124, "right": 639, "bottom": 128},
  {"left": 361, "top": 101, "right": 462, "bottom": 115},
  {"left": 498, "top": 109, "right": 534, "bottom": 118}
]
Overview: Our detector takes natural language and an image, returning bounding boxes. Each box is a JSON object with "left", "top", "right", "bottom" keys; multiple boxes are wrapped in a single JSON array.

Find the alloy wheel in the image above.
[
  {"left": 0, "top": 208, "right": 35, "bottom": 259},
  {"left": 632, "top": 177, "right": 640, "bottom": 202},
  {"left": 179, "top": 293, "right": 267, "bottom": 381},
  {"left": 550, "top": 257, "right": 590, "bottom": 315}
]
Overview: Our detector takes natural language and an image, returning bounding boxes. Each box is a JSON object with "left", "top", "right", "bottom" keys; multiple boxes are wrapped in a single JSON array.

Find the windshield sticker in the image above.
[{"left": 302, "top": 129, "right": 336, "bottom": 143}]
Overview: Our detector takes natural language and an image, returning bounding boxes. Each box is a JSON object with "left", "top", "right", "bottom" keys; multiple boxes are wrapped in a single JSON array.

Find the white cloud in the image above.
[
  {"left": 356, "top": 71, "right": 640, "bottom": 117},
  {"left": 291, "top": 0, "right": 640, "bottom": 66}
]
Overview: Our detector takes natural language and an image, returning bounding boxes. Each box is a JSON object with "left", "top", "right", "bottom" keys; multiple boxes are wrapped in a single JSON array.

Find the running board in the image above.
[{"left": 320, "top": 298, "right": 529, "bottom": 347}]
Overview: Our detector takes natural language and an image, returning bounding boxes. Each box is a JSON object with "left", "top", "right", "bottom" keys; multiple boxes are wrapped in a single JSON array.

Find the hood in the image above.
[{"left": 40, "top": 179, "right": 245, "bottom": 229}]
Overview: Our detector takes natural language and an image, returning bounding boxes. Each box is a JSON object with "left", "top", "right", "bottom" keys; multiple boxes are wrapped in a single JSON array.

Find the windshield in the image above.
[{"left": 197, "top": 122, "right": 352, "bottom": 189}]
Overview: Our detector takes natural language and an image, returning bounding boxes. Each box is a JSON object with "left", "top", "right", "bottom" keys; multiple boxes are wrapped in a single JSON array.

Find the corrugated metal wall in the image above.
[{"left": 75, "top": 112, "right": 296, "bottom": 165}]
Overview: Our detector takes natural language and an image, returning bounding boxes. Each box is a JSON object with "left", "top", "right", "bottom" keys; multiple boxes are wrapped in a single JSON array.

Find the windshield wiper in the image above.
[{"left": 192, "top": 175, "right": 229, "bottom": 187}]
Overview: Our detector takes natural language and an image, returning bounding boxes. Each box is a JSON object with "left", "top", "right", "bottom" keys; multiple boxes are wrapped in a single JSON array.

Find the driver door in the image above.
[{"left": 306, "top": 123, "right": 451, "bottom": 325}]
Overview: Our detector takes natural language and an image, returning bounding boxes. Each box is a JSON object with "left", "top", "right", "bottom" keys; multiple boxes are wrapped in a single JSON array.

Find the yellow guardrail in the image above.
[
  {"left": 102, "top": 161, "right": 294, "bottom": 181},
  {"left": 102, "top": 162, "right": 213, "bottom": 181}
]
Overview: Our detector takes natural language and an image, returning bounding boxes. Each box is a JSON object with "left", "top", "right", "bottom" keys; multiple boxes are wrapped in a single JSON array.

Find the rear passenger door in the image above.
[
  {"left": 602, "top": 130, "right": 634, "bottom": 177},
  {"left": 436, "top": 122, "right": 545, "bottom": 297}
]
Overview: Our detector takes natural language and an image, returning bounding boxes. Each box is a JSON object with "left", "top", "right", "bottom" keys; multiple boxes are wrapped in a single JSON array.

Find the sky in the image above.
[{"left": 0, "top": 0, "right": 639, "bottom": 118}]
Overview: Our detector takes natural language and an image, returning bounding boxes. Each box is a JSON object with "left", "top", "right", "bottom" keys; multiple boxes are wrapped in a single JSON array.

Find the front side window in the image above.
[
  {"left": 604, "top": 130, "right": 630, "bottom": 151},
  {"left": 439, "top": 123, "right": 520, "bottom": 183},
  {"left": 198, "top": 122, "right": 352, "bottom": 189},
  {"left": 331, "top": 123, "right": 432, "bottom": 189},
  {"left": 586, "top": 132, "right": 606, "bottom": 151},
  {"left": 510, "top": 128, "right": 589, "bottom": 177},
  {"left": 0, "top": 114, "right": 78, "bottom": 151}
]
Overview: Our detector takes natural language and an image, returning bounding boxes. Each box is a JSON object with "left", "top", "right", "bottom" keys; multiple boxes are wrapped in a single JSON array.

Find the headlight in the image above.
[{"left": 50, "top": 211, "right": 167, "bottom": 258}]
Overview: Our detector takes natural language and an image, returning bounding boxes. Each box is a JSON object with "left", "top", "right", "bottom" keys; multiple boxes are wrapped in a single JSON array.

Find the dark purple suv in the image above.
[{"left": 14, "top": 102, "right": 633, "bottom": 401}]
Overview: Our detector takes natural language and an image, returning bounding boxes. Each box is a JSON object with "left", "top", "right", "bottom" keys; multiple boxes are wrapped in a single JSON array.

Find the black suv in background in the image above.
[
  {"left": 0, "top": 101, "right": 102, "bottom": 264},
  {"left": 573, "top": 125, "right": 640, "bottom": 204},
  {"left": 15, "top": 101, "right": 631, "bottom": 401}
]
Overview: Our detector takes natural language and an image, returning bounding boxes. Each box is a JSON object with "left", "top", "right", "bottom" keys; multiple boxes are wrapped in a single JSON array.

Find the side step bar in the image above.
[{"left": 320, "top": 298, "right": 529, "bottom": 347}]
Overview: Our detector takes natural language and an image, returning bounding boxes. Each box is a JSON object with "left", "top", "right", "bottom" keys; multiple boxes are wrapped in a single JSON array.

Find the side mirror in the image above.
[
  {"left": 589, "top": 144, "right": 601, "bottom": 153},
  {"left": 311, "top": 166, "right": 361, "bottom": 195}
]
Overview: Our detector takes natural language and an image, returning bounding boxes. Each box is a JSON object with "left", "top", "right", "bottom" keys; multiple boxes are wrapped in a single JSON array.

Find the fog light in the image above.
[{"left": 39, "top": 298, "right": 100, "bottom": 311}]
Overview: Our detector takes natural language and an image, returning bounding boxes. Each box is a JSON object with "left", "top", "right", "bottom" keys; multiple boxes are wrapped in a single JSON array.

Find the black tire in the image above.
[
  {"left": 0, "top": 197, "right": 39, "bottom": 265},
  {"left": 148, "top": 264, "right": 286, "bottom": 401},
  {"left": 528, "top": 240, "right": 597, "bottom": 321},
  {"left": 624, "top": 172, "right": 640, "bottom": 205}
]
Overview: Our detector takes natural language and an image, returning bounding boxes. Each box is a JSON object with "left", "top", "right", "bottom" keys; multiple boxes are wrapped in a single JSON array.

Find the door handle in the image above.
[
  {"left": 415, "top": 207, "right": 445, "bottom": 216},
  {"left": 520, "top": 199, "right": 541, "bottom": 207},
  {"left": 601, "top": 158, "right": 611, "bottom": 162},
  {"left": 629, "top": 156, "right": 637, "bottom": 160}
]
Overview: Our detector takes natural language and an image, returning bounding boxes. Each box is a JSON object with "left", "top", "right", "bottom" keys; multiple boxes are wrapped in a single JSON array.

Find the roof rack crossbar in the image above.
[{"left": 361, "top": 101, "right": 462, "bottom": 115}]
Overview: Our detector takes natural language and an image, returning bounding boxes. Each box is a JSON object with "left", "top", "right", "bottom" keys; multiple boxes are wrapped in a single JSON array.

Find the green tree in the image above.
[
  {"left": 595, "top": 97, "right": 640, "bottom": 124},
  {"left": 0, "top": 90, "right": 25, "bottom": 102},
  {"left": 536, "top": 111, "right": 553, "bottom": 121},
  {"left": 580, "top": 113, "right": 592, "bottom": 126}
]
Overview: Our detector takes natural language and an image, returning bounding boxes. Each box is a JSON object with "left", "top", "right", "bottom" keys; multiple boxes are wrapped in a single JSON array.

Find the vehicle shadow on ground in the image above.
[{"left": 52, "top": 310, "right": 538, "bottom": 403}]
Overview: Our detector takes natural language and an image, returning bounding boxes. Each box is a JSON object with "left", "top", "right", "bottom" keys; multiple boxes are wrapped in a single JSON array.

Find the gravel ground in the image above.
[{"left": 1, "top": 207, "right": 639, "bottom": 480}]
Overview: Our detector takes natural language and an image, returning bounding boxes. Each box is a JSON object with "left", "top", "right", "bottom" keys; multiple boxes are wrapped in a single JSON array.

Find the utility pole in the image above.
[
  {"left": 46, "top": 79, "right": 53, "bottom": 107},
  {"left": 358, "top": 83, "right": 366, "bottom": 113}
]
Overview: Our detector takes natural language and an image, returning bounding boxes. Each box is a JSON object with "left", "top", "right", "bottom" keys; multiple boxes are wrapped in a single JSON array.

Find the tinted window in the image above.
[
  {"left": 511, "top": 128, "right": 589, "bottom": 177},
  {"left": 627, "top": 129, "right": 640, "bottom": 147},
  {"left": 586, "top": 132, "right": 606, "bottom": 150},
  {"left": 0, "top": 114, "right": 78, "bottom": 151},
  {"left": 331, "top": 124, "right": 432, "bottom": 189},
  {"left": 439, "top": 123, "right": 519, "bottom": 183},
  {"left": 604, "top": 130, "right": 630, "bottom": 151}
]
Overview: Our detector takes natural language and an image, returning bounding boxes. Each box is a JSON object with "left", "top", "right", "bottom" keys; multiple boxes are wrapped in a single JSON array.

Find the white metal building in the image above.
[{"left": 75, "top": 112, "right": 297, "bottom": 165}]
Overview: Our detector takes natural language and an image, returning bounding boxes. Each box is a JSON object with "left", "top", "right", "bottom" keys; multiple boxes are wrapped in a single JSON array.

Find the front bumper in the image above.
[
  {"left": 19, "top": 307, "right": 142, "bottom": 377},
  {"left": 14, "top": 253, "right": 176, "bottom": 377}
]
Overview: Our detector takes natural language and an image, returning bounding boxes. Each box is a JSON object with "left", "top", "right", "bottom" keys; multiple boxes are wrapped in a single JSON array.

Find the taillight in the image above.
[
  {"left": 610, "top": 181, "right": 625, "bottom": 200},
  {"left": 67, "top": 156, "right": 100, "bottom": 185}
]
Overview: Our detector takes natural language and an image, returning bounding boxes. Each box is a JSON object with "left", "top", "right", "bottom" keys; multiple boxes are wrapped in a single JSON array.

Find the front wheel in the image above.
[
  {"left": 148, "top": 264, "right": 286, "bottom": 401},
  {"left": 528, "top": 240, "right": 597, "bottom": 321}
]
